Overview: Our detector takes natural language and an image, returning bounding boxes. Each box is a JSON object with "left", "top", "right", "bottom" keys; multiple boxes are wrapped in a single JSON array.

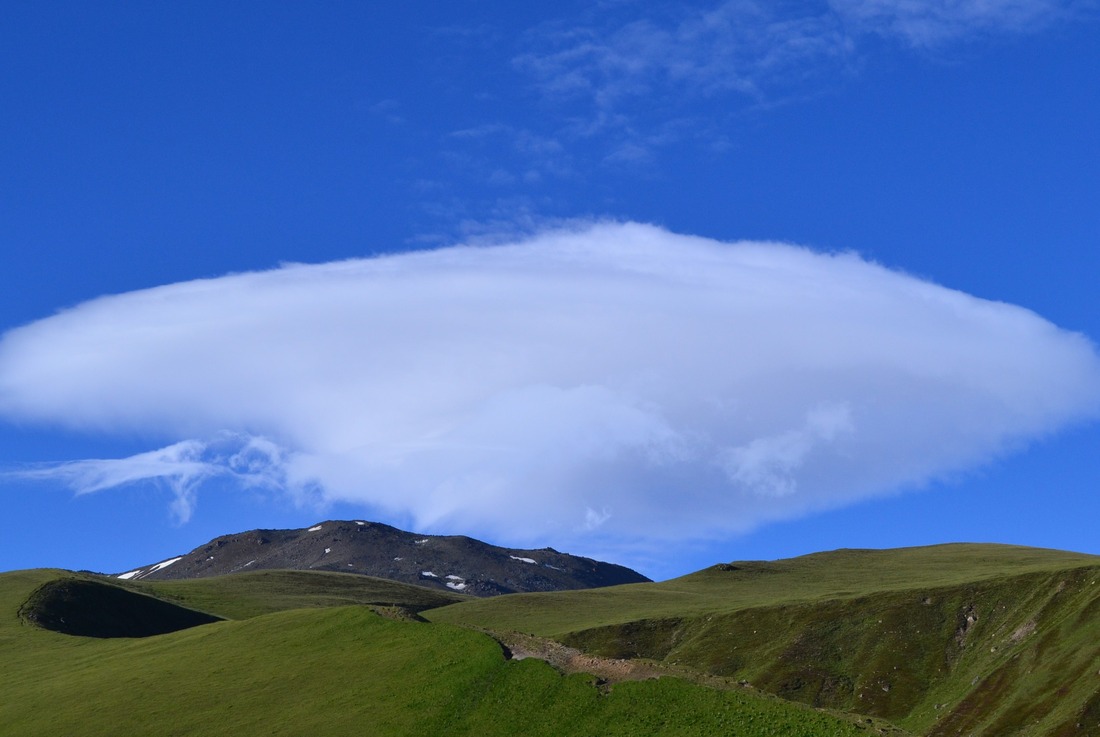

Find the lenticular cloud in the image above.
[{"left": 1, "top": 222, "right": 1098, "bottom": 550}]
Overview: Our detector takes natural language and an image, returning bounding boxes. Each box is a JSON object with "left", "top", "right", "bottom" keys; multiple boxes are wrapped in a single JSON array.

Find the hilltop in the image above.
[{"left": 113, "top": 519, "right": 650, "bottom": 596}]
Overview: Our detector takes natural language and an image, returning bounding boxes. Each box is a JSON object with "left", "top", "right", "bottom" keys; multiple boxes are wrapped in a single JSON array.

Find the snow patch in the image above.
[
  {"left": 446, "top": 575, "right": 464, "bottom": 580},
  {"left": 394, "top": 556, "right": 403, "bottom": 561},
  {"left": 355, "top": 520, "right": 366, "bottom": 525},
  {"left": 308, "top": 524, "right": 323, "bottom": 532},
  {"left": 413, "top": 538, "right": 429, "bottom": 545},
  {"left": 510, "top": 556, "right": 537, "bottom": 564},
  {"left": 446, "top": 581, "right": 468, "bottom": 591},
  {"left": 324, "top": 547, "right": 331, "bottom": 554},
  {"left": 118, "top": 555, "right": 182, "bottom": 580},
  {"left": 149, "top": 556, "right": 182, "bottom": 573},
  {"left": 421, "top": 571, "right": 438, "bottom": 577}
]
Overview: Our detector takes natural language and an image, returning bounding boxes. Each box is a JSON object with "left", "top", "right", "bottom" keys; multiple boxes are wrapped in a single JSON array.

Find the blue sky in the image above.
[{"left": 1, "top": 1, "right": 1098, "bottom": 581}]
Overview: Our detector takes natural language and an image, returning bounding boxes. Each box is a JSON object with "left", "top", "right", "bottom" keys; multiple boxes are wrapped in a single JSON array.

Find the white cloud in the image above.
[
  {"left": 829, "top": 0, "right": 1086, "bottom": 46},
  {"left": 2, "top": 222, "right": 1099, "bottom": 555}
]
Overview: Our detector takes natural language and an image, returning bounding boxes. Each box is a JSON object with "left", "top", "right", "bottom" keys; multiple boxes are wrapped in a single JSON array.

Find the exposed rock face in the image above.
[{"left": 115, "top": 520, "right": 651, "bottom": 596}]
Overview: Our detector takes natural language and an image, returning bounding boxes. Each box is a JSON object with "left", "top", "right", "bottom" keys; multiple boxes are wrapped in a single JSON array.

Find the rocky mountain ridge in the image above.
[{"left": 115, "top": 519, "right": 650, "bottom": 596}]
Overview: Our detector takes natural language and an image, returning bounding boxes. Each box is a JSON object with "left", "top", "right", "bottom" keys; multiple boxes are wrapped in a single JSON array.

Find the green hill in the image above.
[
  {"left": 427, "top": 544, "right": 1100, "bottom": 735},
  {"left": 4, "top": 543, "right": 1098, "bottom": 736},
  {"left": 0, "top": 568, "right": 878, "bottom": 737}
]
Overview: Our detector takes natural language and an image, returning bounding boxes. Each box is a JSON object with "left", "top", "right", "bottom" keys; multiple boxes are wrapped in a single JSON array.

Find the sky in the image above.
[{"left": 1, "top": 1, "right": 1098, "bottom": 581}]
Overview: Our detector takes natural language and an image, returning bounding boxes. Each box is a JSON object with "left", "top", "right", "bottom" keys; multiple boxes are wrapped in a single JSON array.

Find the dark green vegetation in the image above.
[
  {"left": 4, "top": 543, "right": 1099, "bottom": 735},
  {"left": 429, "top": 544, "right": 1100, "bottom": 736},
  {"left": 19, "top": 576, "right": 221, "bottom": 637}
]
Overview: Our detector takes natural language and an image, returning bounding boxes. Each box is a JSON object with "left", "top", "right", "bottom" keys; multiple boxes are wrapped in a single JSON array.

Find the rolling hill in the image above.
[
  {"left": 3, "top": 542, "right": 1098, "bottom": 735},
  {"left": 428, "top": 544, "right": 1100, "bottom": 735},
  {"left": 1, "top": 568, "right": 876, "bottom": 737}
]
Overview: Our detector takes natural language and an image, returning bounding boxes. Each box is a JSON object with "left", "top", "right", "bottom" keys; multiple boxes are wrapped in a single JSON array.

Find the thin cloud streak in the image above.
[
  {"left": 829, "top": 0, "right": 1090, "bottom": 46},
  {"left": 8, "top": 434, "right": 286, "bottom": 523},
  {"left": 1, "top": 222, "right": 1098, "bottom": 558},
  {"left": 511, "top": 0, "right": 1088, "bottom": 159},
  {"left": 516, "top": 3, "right": 851, "bottom": 109}
]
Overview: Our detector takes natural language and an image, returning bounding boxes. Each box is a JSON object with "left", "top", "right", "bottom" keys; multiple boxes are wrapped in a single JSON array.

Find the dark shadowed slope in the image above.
[{"left": 19, "top": 574, "right": 221, "bottom": 637}]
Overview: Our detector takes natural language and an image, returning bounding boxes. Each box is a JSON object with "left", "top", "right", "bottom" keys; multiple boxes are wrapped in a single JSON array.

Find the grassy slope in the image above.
[
  {"left": 0, "top": 569, "right": 874, "bottom": 737},
  {"left": 129, "top": 568, "right": 465, "bottom": 619},
  {"left": 427, "top": 544, "right": 1100, "bottom": 736},
  {"left": 427, "top": 544, "right": 1100, "bottom": 635}
]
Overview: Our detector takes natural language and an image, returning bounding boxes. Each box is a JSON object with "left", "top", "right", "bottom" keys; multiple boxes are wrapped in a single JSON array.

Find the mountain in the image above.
[{"left": 113, "top": 519, "right": 651, "bottom": 596}]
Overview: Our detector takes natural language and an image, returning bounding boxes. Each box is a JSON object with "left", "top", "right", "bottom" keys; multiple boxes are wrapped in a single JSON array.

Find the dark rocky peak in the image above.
[{"left": 114, "top": 519, "right": 650, "bottom": 596}]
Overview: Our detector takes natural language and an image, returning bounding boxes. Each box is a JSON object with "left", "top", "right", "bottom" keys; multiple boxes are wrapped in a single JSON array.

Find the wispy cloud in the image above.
[
  {"left": 829, "top": 0, "right": 1090, "bottom": 46},
  {"left": 515, "top": 3, "right": 851, "bottom": 110},
  {"left": 507, "top": 0, "right": 1088, "bottom": 163},
  {"left": 9, "top": 434, "right": 286, "bottom": 523},
  {"left": 2, "top": 223, "right": 1098, "bottom": 558}
]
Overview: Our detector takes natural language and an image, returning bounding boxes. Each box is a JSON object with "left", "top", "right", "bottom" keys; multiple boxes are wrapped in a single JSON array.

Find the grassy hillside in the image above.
[
  {"left": 129, "top": 567, "right": 466, "bottom": 619},
  {"left": 428, "top": 544, "right": 1100, "bottom": 736},
  {"left": 0, "top": 569, "right": 878, "bottom": 737},
  {"left": 6, "top": 544, "right": 1098, "bottom": 736},
  {"left": 426, "top": 544, "right": 1100, "bottom": 635}
]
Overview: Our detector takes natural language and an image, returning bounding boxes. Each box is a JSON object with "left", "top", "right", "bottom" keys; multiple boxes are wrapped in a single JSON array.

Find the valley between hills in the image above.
[{"left": 3, "top": 521, "right": 1099, "bottom": 736}]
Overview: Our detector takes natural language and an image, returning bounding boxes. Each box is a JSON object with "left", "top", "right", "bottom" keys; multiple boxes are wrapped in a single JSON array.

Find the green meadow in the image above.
[
  {"left": 1, "top": 568, "right": 873, "bottom": 737},
  {"left": 3, "top": 543, "right": 1099, "bottom": 736}
]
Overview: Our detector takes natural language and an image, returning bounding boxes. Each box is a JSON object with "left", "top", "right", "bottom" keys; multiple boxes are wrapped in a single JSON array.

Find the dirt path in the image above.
[
  {"left": 495, "top": 630, "right": 668, "bottom": 685},
  {"left": 486, "top": 629, "right": 911, "bottom": 735}
]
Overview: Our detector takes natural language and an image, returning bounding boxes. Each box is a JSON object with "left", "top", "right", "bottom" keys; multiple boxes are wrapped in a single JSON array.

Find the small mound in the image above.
[{"left": 20, "top": 577, "right": 221, "bottom": 638}]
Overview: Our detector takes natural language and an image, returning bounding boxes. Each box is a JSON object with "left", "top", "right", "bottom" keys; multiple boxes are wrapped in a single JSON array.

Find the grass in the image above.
[
  {"left": 128, "top": 568, "right": 465, "bottom": 619},
  {"left": 426, "top": 544, "right": 1100, "bottom": 636},
  {"left": 4, "top": 543, "right": 1098, "bottom": 736},
  {"left": 427, "top": 544, "right": 1100, "bottom": 736},
  {"left": 0, "top": 568, "right": 878, "bottom": 737}
]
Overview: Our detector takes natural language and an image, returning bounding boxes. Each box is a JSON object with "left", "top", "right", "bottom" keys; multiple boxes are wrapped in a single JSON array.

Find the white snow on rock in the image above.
[
  {"left": 446, "top": 575, "right": 464, "bottom": 580},
  {"left": 324, "top": 547, "right": 331, "bottom": 554},
  {"left": 308, "top": 524, "right": 323, "bottom": 532},
  {"left": 421, "top": 571, "right": 438, "bottom": 577},
  {"left": 149, "top": 556, "right": 182, "bottom": 573},
  {"left": 510, "top": 556, "right": 537, "bottom": 564},
  {"left": 394, "top": 556, "right": 403, "bottom": 561},
  {"left": 446, "top": 581, "right": 468, "bottom": 591},
  {"left": 355, "top": 520, "right": 366, "bottom": 525},
  {"left": 413, "top": 538, "right": 429, "bottom": 545},
  {"left": 117, "top": 555, "right": 182, "bottom": 580}
]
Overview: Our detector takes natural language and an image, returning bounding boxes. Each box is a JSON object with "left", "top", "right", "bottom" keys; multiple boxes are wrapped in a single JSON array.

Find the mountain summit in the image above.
[{"left": 114, "top": 520, "right": 650, "bottom": 596}]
